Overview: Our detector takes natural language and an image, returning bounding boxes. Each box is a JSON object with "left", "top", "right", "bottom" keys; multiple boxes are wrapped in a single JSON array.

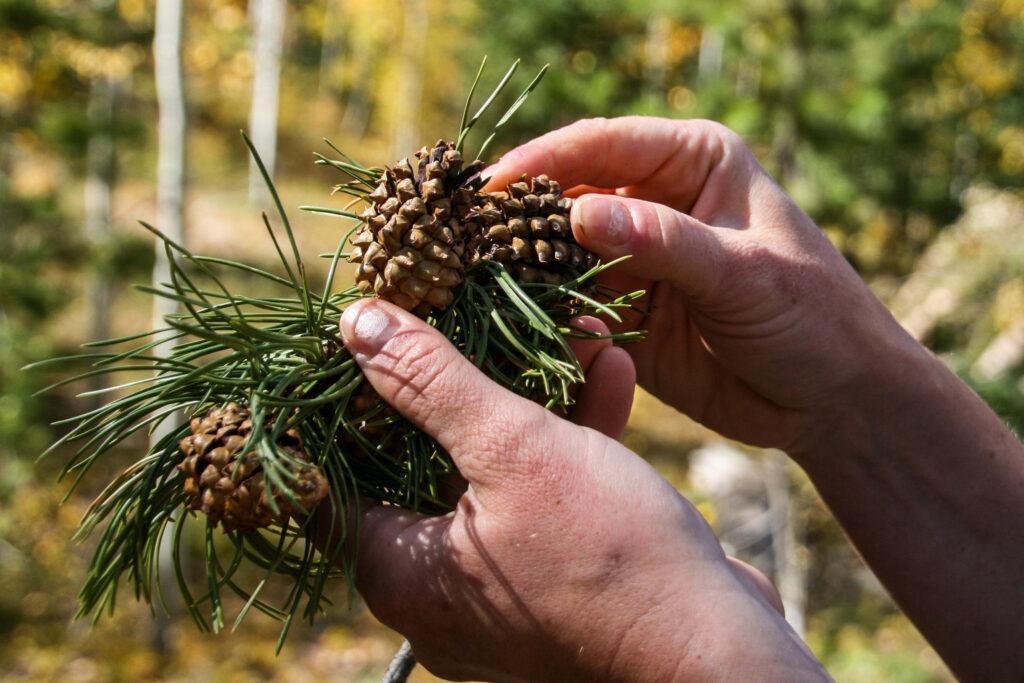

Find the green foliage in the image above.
[
  {"left": 5, "top": 0, "right": 1023, "bottom": 677},
  {"left": 474, "top": 0, "right": 1024, "bottom": 277},
  {"left": 33, "top": 68, "right": 645, "bottom": 645},
  {"left": 0, "top": 179, "right": 78, "bottom": 457}
]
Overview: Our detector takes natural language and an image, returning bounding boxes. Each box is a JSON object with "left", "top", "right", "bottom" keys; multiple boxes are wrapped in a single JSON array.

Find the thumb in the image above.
[
  {"left": 340, "top": 299, "right": 572, "bottom": 493},
  {"left": 571, "top": 194, "right": 732, "bottom": 303}
]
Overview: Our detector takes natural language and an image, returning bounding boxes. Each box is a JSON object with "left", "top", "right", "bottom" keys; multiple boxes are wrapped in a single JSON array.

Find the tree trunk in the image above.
[
  {"left": 83, "top": 75, "right": 119, "bottom": 406},
  {"left": 691, "top": 443, "right": 808, "bottom": 637},
  {"left": 152, "top": 0, "right": 187, "bottom": 656},
  {"left": 764, "top": 450, "right": 807, "bottom": 637},
  {"left": 338, "top": 46, "right": 372, "bottom": 140},
  {"left": 248, "top": 0, "right": 286, "bottom": 202},
  {"left": 154, "top": 0, "right": 187, "bottom": 303},
  {"left": 391, "top": 0, "right": 426, "bottom": 160},
  {"left": 972, "top": 320, "right": 1024, "bottom": 381},
  {"left": 772, "top": 0, "right": 807, "bottom": 184},
  {"left": 335, "top": 3, "right": 376, "bottom": 140}
]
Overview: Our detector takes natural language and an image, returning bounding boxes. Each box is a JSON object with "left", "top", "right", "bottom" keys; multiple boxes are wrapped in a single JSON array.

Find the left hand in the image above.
[{"left": 327, "top": 299, "right": 826, "bottom": 682}]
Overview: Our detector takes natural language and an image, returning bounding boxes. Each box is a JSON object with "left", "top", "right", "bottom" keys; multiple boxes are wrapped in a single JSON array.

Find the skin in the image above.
[
  {"left": 337, "top": 301, "right": 826, "bottom": 682},
  {"left": 336, "top": 117, "right": 1024, "bottom": 682}
]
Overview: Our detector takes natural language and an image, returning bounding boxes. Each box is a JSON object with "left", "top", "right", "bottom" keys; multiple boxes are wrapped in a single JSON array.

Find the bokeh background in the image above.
[{"left": 3, "top": 0, "right": 1024, "bottom": 680}]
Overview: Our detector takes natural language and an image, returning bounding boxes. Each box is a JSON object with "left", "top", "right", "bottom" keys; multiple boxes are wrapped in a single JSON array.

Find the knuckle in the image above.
[
  {"left": 731, "top": 238, "right": 776, "bottom": 281},
  {"left": 515, "top": 413, "right": 579, "bottom": 490},
  {"left": 731, "top": 237, "right": 808, "bottom": 302},
  {"left": 652, "top": 203, "right": 683, "bottom": 245},
  {"left": 652, "top": 204, "right": 726, "bottom": 302},
  {"left": 557, "top": 116, "right": 611, "bottom": 152},
  {"left": 692, "top": 117, "right": 727, "bottom": 135},
  {"left": 386, "top": 337, "right": 450, "bottom": 423},
  {"left": 567, "top": 117, "right": 612, "bottom": 173},
  {"left": 690, "top": 119, "right": 754, "bottom": 165},
  {"left": 694, "top": 118, "right": 741, "bottom": 146},
  {"left": 461, "top": 400, "right": 533, "bottom": 457},
  {"left": 361, "top": 582, "right": 415, "bottom": 633},
  {"left": 460, "top": 403, "right": 558, "bottom": 483}
]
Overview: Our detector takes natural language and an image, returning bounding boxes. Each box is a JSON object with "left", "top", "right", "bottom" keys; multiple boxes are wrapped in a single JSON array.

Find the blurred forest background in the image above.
[{"left": 2, "top": 0, "right": 1023, "bottom": 681}]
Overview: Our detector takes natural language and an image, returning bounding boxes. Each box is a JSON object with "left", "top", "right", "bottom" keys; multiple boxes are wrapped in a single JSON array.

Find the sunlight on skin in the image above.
[
  {"left": 482, "top": 116, "right": 1024, "bottom": 682},
  {"left": 333, "top": 297, "right": 826, "bottom": 682}
]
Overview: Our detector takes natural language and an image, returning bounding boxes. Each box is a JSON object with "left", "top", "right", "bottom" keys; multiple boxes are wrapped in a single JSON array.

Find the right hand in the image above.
[
  {"left": 328, "top": 299, "right": 825, "bottom": 682},
  {"left": 486, "top": 117, "right": 918, "bottom": 455}
]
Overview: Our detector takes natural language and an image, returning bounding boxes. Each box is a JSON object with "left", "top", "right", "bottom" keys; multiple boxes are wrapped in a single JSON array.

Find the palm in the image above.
[
  {"left": 489, "top": 116, "right": 891, "bottom": 450},
  {"left": 600, "top": 246, "right": 800, "bottom": 449}
]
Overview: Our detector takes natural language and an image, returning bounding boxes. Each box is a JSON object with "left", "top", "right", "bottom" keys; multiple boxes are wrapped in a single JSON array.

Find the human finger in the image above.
[
  {"left": 485, "top": 116, "right": 749, "bottom": 213},
  {"left": 570, "top": 345, "right": 635, "bottom": 439},
  {"left": 572, "top": 194, "right": 735, "bottom": 304},
  {"left": 339, "top": 299, "right": 576, "bottom": 493},
  {"left": 567, "top": 315, "right": 613, "bottom": 377},
  {"left": 727, "top": 556, "right": 785, "bottom": 616},
  {"left": 353, "top": 503, "right": 453, "bottom": 635}
]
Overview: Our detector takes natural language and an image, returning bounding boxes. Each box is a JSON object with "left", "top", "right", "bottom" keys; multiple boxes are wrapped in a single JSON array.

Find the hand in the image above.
[
  {"left": 332, "top": 299, "right": 827, "bottom": 682},
  {"left": 485, "top": 117, "right": 1024, "bottom": 681},
  {"left": 486, "top": 117, "right": 915, "bottom": 456}
]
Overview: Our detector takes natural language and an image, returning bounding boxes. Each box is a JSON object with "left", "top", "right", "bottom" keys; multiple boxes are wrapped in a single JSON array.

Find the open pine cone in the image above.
[
  {"left": 349, "top": 140, "right": 598, "bottom": 317},
  {"left": 467, "top": 174, "right": 599, "bottom": 285}
]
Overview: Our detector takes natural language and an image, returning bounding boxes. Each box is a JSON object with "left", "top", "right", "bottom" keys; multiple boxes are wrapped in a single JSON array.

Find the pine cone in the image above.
[
  {"left": 349, "top": 140, "right": 484, "bottom": 316},
  {"left": 177, "top": 403, "right": 329, "bottom": 533},
  {"left": 348, "top": 141, "right": 600, "bottom": 318},
  {"left": 466, "top": 174, "right": 599, "bottom": 285}
]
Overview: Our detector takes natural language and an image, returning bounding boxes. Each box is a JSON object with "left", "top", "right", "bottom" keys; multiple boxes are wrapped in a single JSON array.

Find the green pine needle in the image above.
[{"left": 32, "top": 61, "right": 645, "bottom": 648}]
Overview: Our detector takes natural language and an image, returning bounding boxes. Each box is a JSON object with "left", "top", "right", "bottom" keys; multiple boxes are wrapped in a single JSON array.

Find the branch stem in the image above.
[{"left": 383, "top": 641, "right": 417, "bottom": 683}]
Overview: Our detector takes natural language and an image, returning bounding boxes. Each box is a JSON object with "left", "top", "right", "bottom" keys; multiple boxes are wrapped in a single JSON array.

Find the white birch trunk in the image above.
[
  {"left": 972, "top": 320, "right": 1024, "bottom": 381},
  {"left": 83, "top": 75, "right": 118, "bottom": 405},
  {"left": 691, "top": 443, "right": 807, "bottom": 637},
  {"left": 248, "top": 0, "right": 286, "bottom": 202},
  {"left": 391, "top": 0, "right": 426, "bottom": 160},
  {"left": 152, "top": 0, "right": 187, "bottom": 652},
  {"left": 154, "top": 0, "right": 187, "bottom": 313},
  {"left": 736, "top": 57, "right": 762, "bottom": 97},
  {"left": 760, "top": 9, "right": 810, "bottom": 634},
  {"left": 338, "top": 47, "right": 371, "bottom": 140},
  {"left": 772, "top": 1, "right": 807, "bottom": 184},
  {"left": 337, "top": 3, "right": 374, "bottom": 140}
]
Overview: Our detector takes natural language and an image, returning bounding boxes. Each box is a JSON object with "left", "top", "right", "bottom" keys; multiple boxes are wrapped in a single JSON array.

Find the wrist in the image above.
[
  {"left": 789, "top": 312, "right": 935, "bottom": 468},
  {"left": 596, "top": 571, "right": 827, "bottom": 682},
  {"left": 779, "top": 310, "right": 1024, "bottom": 681}
]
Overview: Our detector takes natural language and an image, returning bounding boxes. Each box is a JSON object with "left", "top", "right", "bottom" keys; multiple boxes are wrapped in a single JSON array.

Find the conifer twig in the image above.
[
  {"left": 382, "top": 640, "right": 417, "bottom": 683},
  {"left": 31, "top": 59, "right": 647, "bottom": 652}
]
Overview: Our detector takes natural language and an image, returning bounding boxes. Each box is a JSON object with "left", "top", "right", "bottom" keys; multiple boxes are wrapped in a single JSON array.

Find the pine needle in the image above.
[{"left": 33, "top": 60, "right": 645, "bottom": 649}]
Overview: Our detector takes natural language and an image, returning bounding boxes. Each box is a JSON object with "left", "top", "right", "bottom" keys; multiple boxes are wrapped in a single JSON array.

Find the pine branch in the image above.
[
  {"left": 383, "top": 641, "right": 417, "bottom": 683},
  {"left": 31, "top": 60, "right": 647, "bottom": 651}
]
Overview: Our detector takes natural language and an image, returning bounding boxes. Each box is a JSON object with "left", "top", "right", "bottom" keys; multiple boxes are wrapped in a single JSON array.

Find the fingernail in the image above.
[
  {"left": 340, "top": 301, "right": 398, "bottom": 359},
  {"left": 575, "top": 196, "right": 632, "bottom": 247}
]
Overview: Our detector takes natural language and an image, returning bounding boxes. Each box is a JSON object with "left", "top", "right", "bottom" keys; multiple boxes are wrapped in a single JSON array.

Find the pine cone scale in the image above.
[
  {"left": 349, "top": 140, "right": 599, "bottom": 317},
  {"left": 177, "top": 403, "right": 329, "bottom": 533}
]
